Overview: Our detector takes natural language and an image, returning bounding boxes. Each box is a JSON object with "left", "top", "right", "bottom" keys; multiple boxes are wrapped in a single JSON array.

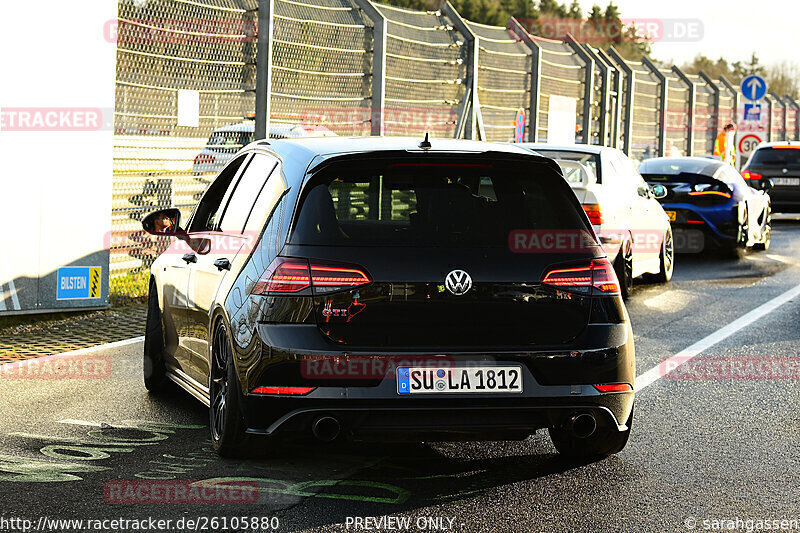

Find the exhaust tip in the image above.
[
  {"left": 569, "top": 413, "right": 597, "bottom": 439},
  {"left": 312, "top": 415, "right": 341, "bottom": 442}
]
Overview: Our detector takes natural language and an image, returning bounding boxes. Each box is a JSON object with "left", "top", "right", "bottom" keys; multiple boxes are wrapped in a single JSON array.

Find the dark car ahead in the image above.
[
  {"left": 141, "top": 137, "right": 635, "bottom": 459},
  {"left": 741, "top": 142, "right": 800, "bottom": 212},
  {"left": 639, "top": 157, "right": 771, "bottom": 254}
]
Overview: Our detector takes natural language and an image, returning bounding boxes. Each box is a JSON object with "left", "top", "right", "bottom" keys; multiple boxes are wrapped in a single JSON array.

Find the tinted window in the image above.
[
  {"left": 188, "top": 154, "right": 249, "bottom": 232},
  {"left": 219, "top": 154, "right": 278, "bottom": 233},
  {"left": 536, "top": 150, "right": 601, "bottom": 183},
  {"left": 638, "top": 159, "right": 719, "bottom": 176},
  {"left": 749, "top": 147, "right": 800, "bottom": 166},
  {"left": 244, "top": 161, "right": 287, "bottom": 233},
  {"left": 290, "top": 159, "right": 587, "bottom": 247}
]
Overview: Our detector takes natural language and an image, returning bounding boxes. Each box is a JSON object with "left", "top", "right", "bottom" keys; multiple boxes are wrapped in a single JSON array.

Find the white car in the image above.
[
  {"left": 520, "top": 144, "right": 674, "bottom": 298},
  {"left": 192, "top": 121, "right": 336, "bottom": 174}
]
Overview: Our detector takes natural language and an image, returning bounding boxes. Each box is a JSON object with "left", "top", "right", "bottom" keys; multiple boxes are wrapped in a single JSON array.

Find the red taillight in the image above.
[
  {"left": 253, "top": 258, "right": 371, "bottom": 295},
  {"left": 688, "top": 191, "right": 732, "bottom": 198},
  {"left": 541, "top": 258, "right": 620, "bottom": 296},
  {"left": 742, "top": 170, "right": 762, "bottom": 181},
  {"left": 594, "top": 383, "right": 633, "bottom": 393},
  {"left": 310, "top": 264, "right": 371, "bottom": 294},
  {"left": 194, "top": 154, "right": 215, "bottom": 165},
  {"left": 251, "top": 386, "right": 315, "bottom": 395},
  {"left": 582, "top": 204, "right": 603, "bottom": 225},
  {"left": 253, "top": 258, "right": 311, "bottom": 294}
]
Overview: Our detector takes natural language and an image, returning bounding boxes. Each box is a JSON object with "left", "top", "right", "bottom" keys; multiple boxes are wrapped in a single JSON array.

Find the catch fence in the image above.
[{"left": 111, "top": 0, "right": 800, "bottom": 299}]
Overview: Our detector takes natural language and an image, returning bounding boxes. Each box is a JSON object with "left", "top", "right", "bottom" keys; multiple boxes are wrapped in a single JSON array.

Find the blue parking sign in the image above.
[{"left": 744, "top": 103, "right": 761, "bottom": 121}]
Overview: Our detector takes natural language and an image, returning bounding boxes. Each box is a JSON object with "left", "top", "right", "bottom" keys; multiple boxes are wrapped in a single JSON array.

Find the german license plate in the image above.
[
  {"left": 665, "top": 210, "right": 677, "bottom": 221},
  {"left": 397, "top": 366, "right": 523, "bottom": 394},
  {"left": 772, "top": 177, "right": 800, "bottom": 186}
]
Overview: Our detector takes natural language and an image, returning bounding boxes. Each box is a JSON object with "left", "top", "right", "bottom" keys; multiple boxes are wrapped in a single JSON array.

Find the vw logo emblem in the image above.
[{"left": 445, "top": 270, "right": 472, "bottom": 296}]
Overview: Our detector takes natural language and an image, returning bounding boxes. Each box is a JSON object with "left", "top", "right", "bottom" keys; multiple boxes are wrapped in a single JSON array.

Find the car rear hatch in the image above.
[
  {"left": 744, "top": 146, "right": 800, "bottom": 204},
  {"left": 273, "top": 153, "right": 609, "bottom": 350},
  {"left": 641, "top": 172, "right": 734, "bottom": 207}
]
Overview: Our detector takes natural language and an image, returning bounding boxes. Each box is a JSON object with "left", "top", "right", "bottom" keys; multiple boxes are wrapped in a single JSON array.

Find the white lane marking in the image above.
[
  {"left": 636, "top": 283, "right": 800, "bottom": 391},
  {"left": 7, "top": 280, "right": 20, "bottom": 310}
]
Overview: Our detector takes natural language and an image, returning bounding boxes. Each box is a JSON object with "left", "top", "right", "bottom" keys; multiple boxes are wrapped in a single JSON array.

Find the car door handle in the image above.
[
  {"left": 182, "top": 253, "right": 197, "bottom": 264},
  {"left": 214, "top": 258, "right": 231, "bottom": 271}
]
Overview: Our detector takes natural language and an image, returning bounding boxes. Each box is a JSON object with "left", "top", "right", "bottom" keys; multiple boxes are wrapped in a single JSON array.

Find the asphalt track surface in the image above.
[{"left": 2, "top": 217, "right": 800, "bottom": 533}]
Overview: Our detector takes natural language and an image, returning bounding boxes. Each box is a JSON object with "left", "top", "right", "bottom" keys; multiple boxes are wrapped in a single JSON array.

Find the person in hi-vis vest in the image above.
[{"left": 714, "top": 123, "right": 737, "bottom": 166}]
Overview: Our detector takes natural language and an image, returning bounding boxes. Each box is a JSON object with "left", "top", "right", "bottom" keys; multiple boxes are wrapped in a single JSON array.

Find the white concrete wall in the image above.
[{"left": 0, "top": 0, "right": 116, "bottom": 313}]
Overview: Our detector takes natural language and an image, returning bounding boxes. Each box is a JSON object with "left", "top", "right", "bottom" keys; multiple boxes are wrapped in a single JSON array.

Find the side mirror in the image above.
[
  {"left": 763, "top": 179, "right": 774, "bottom": 191},
  {"left": 650, "top": 184, "right": 668, "bottom": 200},
  {"left": 142, "top": 208, "right": 185, "bottom": 239}
]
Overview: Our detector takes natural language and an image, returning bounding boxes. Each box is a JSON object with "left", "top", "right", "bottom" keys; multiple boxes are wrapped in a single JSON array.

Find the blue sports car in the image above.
[{"left": 638, "top": 157, "right": 772, "bottom": 254}]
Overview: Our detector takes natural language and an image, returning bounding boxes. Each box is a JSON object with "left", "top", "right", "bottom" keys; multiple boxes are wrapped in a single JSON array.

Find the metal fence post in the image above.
[
  {"left": 785, "top": 95, "right": 800, "bottom": 140},
  {"left": 565, "top": 34, "right": 594, "bottom": 145},
  {"left": 352, "top": 0, "right": 386, "bottom": 136},
  {"left": 765, "top": 94, "right": 774, "bottom": 142},
  {"left": 596, "top": 49, "right": 622, "bottom": 149},
  {"left": 641, "top": 56, "right": 666, "bottom": 156},
  {"left": 442, "top": 2, "right": 477, "bottom": 139},
  {"left": 508, "top": 18, "right": 540, "bottom": 142},
  {"left": 719, "top": 76, "right": 739, "bottom": 125},
  {"left": 582, "top": 45, "right": 610, "bottom": 147},
  {"left": 771, "top": 91, "right": 788, "bottom": 140},
  {"left": 676, "top": 66, "right": 696, "bottom": 156},
  {"left": 254, "top": 0, "right": 274, "bottom": 141},
  {"left": 606, "top": 47, "right": 634, "bottom": 156}
]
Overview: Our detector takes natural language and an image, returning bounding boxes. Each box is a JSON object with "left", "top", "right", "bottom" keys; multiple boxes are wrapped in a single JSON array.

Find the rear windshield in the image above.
[
  {"left": 638, "top": 159, "right": 718, "bottom": 176},
  {"left": 535, "top": 150, "right": 601, "bottom": 184},
  {"left": 749, "top": 147, "right": 800, "bottom": 166},
  {"left": 289, "top": 158, "right": 588, "bottom": 247}
]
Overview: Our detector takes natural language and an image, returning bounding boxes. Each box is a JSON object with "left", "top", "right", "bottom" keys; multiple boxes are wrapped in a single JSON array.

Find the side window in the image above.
[
  {"left": 188, "top": 154, "right": 250, "bottom": 233},
  {"left": 604, "top": 155, "right": 624, "bottom": 188},
  {"left": 243, "top": 160, "right": 287, "bottom": 233},
  {"left": 218, "top": 154, "right": 279, "bottom": 233},
  {"left": 617, "top": 154, "right": 649, "bottom": 195},
  {"left": 719, "top": 166, "right": 746, "bottom": 188}
]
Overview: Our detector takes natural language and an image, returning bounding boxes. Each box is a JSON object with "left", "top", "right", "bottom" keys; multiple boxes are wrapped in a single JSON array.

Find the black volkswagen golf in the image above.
[{"left": 141, "top": 136, "right": 635, "bottom": 458}]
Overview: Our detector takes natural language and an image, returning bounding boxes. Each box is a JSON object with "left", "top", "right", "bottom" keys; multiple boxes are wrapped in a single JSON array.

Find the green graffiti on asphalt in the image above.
[
  {"left": 0, "top": 455, "right": 109, "bottom": 482},
  {"left": 0, "top": 420, "right": 203, "bottom": 482},
  {"left": 201, "top": 477, "right": 411, "bottom": 504}
]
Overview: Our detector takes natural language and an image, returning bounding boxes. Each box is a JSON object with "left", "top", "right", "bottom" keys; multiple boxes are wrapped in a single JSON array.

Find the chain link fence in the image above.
[
  {"left": 377, "top": 3, "right": 465, "bottom": 137},
  {"left": 113, "top": 0, "right": 258, "bottom": 301},
  {"left": 469, "top": 21, "right": 531, "bottom": 142},
  {"left": 111, "top": 0, "right": 800, "bottom": 300}
]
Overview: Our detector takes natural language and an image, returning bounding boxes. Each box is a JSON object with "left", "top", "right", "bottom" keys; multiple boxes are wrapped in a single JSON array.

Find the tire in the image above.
[
  {"left": 614, "top": 241, "right": 633, "bottom": 300},
  {"left": 652, "top": 228, "right": 674, "bottom": 283},
  {"left": 753, "top": 226, "right": 771, "bottom": 251},
  {"left": 753, "top": 208, "right": 771, "bottom": 251},
  {"left": 725, "top": 208, "right": 750, "bottom": 258},
  {"left": 210, "top": 321, "right": 249, "bottom": 457},
  {"left": 143, "top": 279, "right": 169, "bottom": 392},
  {"left": 549, "top": 407, "right": 633, "bottom": 458}
]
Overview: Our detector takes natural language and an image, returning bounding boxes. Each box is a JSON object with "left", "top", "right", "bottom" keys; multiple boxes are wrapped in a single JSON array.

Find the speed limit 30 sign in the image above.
[{"left": 739, "top": 134, "right": 762, "bottom": 156}]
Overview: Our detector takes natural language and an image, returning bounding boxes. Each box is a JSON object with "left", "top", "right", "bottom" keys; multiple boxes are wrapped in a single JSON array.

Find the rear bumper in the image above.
[
  {"left": 242, "top": 392, "right": 634, "bottom": 440},
  {"left": 661, "top": 203, "right": 738, "bottom": 251},
  {"left": 238, "top": 321, "right": 635, "bottom": 439}
]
